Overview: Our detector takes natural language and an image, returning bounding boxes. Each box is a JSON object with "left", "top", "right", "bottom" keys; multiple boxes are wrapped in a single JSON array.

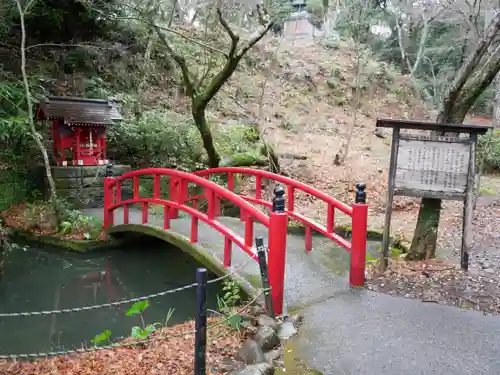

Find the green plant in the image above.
[
  {"left": 91, "top": 329, "right": 112, "bottom": 346},
  {"left": 59, "top": 209, "right": 102, "bottom": 239},
  {"left": 221, "top": 279, "right": 241, "bottom": 308},
  {"left": 478, "top": 130, "right": 500, "bottom": 172},
  {"left": 91, "top": 300, "right": 175, "bottom": 346},
  {"left": 366, "top": 246, "right": 403, "bottom": 265},
  {"left": 216, "top": 280, "right": 244, "bottom": 332},
  {"left": 126, "top": 300, "right": 161, "bottom": 339}
]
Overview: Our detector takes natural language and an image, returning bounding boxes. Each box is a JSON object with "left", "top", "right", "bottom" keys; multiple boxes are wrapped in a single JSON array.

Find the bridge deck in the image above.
[{"left": 84, "top": 208, "right": 378, "bottom": 311}]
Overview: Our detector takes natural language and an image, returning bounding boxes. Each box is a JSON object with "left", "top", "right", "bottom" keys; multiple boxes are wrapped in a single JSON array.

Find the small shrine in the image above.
[{"left": 35, "top": 96, "right": 122, "bottom": 166}]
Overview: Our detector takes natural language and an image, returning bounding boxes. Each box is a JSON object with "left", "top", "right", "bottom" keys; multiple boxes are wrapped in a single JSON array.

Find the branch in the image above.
[
  {"left": 457, "top": 54, "right": 500, "bottom": 116},
  {"left": 440, "top": 10, "right": 500, "bottom": 117},
  {"left": 196, "top": 8, "right": 273, "bottom": 106},
  {"left": 443, "top": 0, "right": 480, "bottom": 41},
  {"left": 14, "top": 0, "right": 57, "bottom": 200},
  {"left": 152, "top": 24, "right": 195, "bottom": 97},
  {"left": 410, "top": 14, "right": 429, "bottom": 75},
  {"left": 217, "top": 8, "right": 239, "bottom": 58},
  {"left": 120, "top": 16, "right": 227, "bottom": 56},
  {"left": 25, "top": 42, "right": 124, "bottom": 51},
  {"left": 237, "top": 21, "right": 274, "bottom": 58}
]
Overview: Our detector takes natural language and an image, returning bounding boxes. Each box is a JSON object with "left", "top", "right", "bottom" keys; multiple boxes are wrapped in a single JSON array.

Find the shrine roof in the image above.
[
  {"left": 376, "top": 118, "right": 492, "bottom": 134},
  {"left": 36, "top": 96, "right": 122, "bottom": 126}
]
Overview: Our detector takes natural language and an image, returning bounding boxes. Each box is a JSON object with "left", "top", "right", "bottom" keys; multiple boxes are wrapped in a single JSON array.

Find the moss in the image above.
[
  {"left": 287, "top": 221, "right": 383, "bottom": 240},
  {"left": 245, "top": 274, "right": 263, "bottom": 289},
  {"left": 333, "top": 225, "right": 384, "bottom": 241},
  {"left": 287, "top": 221, "right": 410, "bottom": 251},
  {"left": 219, "top": 152, "right": 267, "bottom": 167},
  {"left": 8, "top": 227, "right": 125, "bottom": 252},
  {"left": 479, "top": 186, "right": 497, "bottom": 196},
  {"left": 276, "top": 340, "right": 324, "bottom": 375}
]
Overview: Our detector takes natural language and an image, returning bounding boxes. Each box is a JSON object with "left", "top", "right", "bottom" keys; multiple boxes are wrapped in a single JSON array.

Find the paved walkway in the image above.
[
  {"left": 295, "top": 290, "right": 500, "bottom": 375},
  {"left": 85, "top": 208, "right": 500, "bottom": 375}
]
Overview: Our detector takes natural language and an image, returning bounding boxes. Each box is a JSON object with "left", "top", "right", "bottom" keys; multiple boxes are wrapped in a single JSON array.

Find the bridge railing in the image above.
[
  {"left": 194, "top": 167, "right": 368, "bottom": 287},
  {"left": 102, "top": 168, "right": 289, "bottom": 315}
]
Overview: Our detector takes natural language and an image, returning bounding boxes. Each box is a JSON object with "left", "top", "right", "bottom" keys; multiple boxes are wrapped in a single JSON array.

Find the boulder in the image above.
[
  {"left": 264, "top": 349, "right": 281, "bottom": 364},
  {"left": 250, "top": 305, "right": 266, "bottom": 317},
  {"left": 254, "top": 325, "right": 280, "bottom": 351},
  {"left": 237, "top": 339, "right": 265, "bottom": 365},
  {"left": 257, "top": 314, "right": 279, "bottom": 331},
  {"left": 285, "top": 313, "right": 304, "bottom": 326},
  {"left": 229, "top": 363, "right": 275, "bottom": 375},
  {"left": 277, "top": 321, "right": 298, "bottom": 340}
]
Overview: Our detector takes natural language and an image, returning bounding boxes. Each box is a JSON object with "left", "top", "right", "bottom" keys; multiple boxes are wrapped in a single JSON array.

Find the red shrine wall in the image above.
[{"left": 52, "top": 122, "right": 110, "bottom": 166}]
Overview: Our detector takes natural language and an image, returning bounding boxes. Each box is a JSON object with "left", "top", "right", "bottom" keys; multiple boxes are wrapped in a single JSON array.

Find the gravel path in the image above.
[{"left": 367, "top": 198, "right": 500, "bottom": 315}]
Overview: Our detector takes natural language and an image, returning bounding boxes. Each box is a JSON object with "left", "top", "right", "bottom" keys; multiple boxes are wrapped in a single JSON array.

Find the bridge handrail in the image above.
[
  {"left": 105, "top": 167, "right": 270, "bottom": 226},
  {"left": 194, "top": 167, "right": 353, "bottom": 215},
  {"left": 194, "top": 167, "right": 356, "bottom": 250}
]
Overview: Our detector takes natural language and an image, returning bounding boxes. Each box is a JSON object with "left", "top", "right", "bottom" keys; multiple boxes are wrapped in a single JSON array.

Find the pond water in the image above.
[{"left": 0, "top": 237, "right": 224, "bottom": 356}]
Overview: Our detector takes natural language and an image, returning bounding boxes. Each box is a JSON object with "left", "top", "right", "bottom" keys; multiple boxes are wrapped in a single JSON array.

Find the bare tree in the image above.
[
  {"left": 390, "top": 0, "right": 443, "bottom": 106},
  {"left": 152, "top": 7, "right": 274, "bottom": 167},
  {"left": 408, "top": 9, "right": 500, "bottom": 260},
  {"left": 337, "top": 0, "right": 376, "bottom": 163},
  {"left": 15, "top": 0, "right": 57, "bottom": 202}
]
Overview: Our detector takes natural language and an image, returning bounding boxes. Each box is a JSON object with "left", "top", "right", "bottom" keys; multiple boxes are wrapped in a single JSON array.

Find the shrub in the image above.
[
  {"left": 107, "top": 108, "right": 205, "bottom": 171},
  {"left": 478, "top": 130, "right": 500, "bottom": 172}
]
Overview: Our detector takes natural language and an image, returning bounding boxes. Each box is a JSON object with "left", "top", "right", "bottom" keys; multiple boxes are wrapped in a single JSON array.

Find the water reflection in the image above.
[{"left": 0, "top": 237, "right": 223, "bottom": 355}]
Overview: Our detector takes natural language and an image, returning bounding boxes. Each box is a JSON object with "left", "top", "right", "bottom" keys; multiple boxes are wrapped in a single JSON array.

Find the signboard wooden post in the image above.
[{"left": 376, "top": 119, "right": 492, "bottom": 270}]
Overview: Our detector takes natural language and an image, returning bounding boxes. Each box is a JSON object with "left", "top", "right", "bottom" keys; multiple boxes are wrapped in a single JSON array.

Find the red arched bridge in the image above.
[{"left": 101, "top": 167, "right": 368, "bottom": 316}]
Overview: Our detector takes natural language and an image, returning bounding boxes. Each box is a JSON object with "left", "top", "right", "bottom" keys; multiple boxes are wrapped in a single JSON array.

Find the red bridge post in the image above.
[
  {"left": 103, "top": 177, "right": 114, "bottom": 229},
  {"left": 350, "top": 183, "right": 368, "bottom": 287},
  {"left": 268, "top": 185, "right": 288, "bottom": 316}
]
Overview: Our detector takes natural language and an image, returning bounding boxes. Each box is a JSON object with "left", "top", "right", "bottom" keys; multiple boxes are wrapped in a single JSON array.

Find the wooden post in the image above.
[
  {"left": 268, "top": 185, "right": 288, "bottom": 316},
  {"left": 350, "top": 183, "right": 368, "bottom": 287},
  {"left": 255, "top": 236, "right": 275, "bottom": 318},
  {"left": 194, "top": 268, "right": 207, "bottom": 375},
  {"left": 381, "top": 127, "right": 400, "bottom": 270},
  {"left": 74, "top": 127, "right": 81, "bottom": 163},
  {"left": 461, "top": 133, "right": 477, "bottom": 271}
]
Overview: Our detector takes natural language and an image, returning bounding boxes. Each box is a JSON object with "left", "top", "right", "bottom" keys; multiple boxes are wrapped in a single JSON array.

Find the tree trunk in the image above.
[
  {"left": 16, "top": 0, "right": 58, "bottom": 204},
  {"left": 192, "top": 105, "right": 221, "bottom": 168},
  {"left": 407, "top": 197, "right": 441, "bottom": 259}
]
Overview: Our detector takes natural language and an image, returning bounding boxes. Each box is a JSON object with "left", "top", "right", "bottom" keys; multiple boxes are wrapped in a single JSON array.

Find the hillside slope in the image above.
[{"left": 5, "top": 26, "right": 490, "bottom": 248}]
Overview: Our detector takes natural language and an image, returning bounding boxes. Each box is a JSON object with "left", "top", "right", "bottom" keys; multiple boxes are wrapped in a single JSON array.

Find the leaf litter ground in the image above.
[
  {"left": 367, "top": 198, "right": 500, "bottom": 315},
  {"left": 0, "top": 317, "right": 248, "bottom": 375}
]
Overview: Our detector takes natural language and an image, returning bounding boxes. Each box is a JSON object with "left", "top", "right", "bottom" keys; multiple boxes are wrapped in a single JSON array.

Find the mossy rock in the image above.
[
  {"left": 286, "top": 221, "right": 408, "bottom": 251},
  {"left": 7, "top": 227, "right": 125, "bottom": 253},
  {"left": 220, "top": 152, "right": 267, "bottom": 167}
]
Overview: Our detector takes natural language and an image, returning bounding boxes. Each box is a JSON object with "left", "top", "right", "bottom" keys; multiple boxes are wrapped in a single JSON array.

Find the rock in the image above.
[
  {"left": 237, "top": 339, "right": 265, "bottom": 364},
  {"left": 277, "top": 321, "right": 298, "bottom": 340},
  {"left": 229, "top": 363, "right": 275, "bottom": 375},
  {"left": 220, "top": 358, "right": 246, "bottom": 372},
  {"left": 374, "top": 128, "right": 385, "bottom": 138},
  {"left": 250, "top": 305, "right": 266, "bottom": 317},
  {"left": 285, "top": 313, "right": 303, "bottom": 326},
  {"left": 254, "top": 325, "right": 280, "bottom": 351},
  {"left": 264, "top": 349, "right": 282, "bottom": 364},
  {"left": 257, "top": 314, "right": 279, "bottom": 331}
]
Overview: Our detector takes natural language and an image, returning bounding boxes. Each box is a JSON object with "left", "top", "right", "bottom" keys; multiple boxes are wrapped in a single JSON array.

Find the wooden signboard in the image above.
[{"left": 376, "top": 119, "right": 492, "bottom": 271}]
